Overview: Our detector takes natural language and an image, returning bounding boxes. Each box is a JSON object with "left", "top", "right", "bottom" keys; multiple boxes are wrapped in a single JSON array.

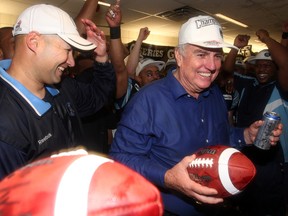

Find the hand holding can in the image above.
[{"left": 254, "top": 112, "right": 281, "bottom": 150}]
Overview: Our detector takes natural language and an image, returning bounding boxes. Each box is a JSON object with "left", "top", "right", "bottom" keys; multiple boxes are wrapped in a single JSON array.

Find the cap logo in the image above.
[
  {"left": 195, "top": 18, "right": 218, "bottom": 29},
  {"left": 264, "top": 52, "right": 271, "bottom": 57},
  {"left": 14, "top": 20, "right": 22, "bottom": 33},
  {"left": 203, "top": 41, "right": 221, "bottom": 46},
  {"left": 219, "top": 29, "right": 224, "bottom": 39}
]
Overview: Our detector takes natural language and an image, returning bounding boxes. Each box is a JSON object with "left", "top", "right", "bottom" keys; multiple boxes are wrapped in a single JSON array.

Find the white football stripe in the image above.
[
  {"left": 54, "top": 155, "right": 113, "bottom": 216},
  {"left": 218, "top": 148, "right": 240, "bottom": 195}
]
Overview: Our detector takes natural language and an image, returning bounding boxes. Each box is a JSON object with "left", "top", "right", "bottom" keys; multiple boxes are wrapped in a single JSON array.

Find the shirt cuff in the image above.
[{"left": 230, "top": 127, "right": 247, "bottom": 149}]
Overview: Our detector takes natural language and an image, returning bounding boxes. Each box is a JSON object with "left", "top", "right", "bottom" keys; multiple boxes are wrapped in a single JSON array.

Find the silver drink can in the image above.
[{"left": 254, "top": 111, "right": 281, "bottom": 150}]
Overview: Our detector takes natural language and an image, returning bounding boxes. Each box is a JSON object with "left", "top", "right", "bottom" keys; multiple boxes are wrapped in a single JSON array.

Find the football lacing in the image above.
[{"left": 189, "top": 158, "right": 214, "bottom": 168}]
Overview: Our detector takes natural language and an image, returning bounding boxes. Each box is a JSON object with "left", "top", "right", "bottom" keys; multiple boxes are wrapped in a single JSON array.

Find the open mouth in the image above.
[
  {"left": 198, "top": 72, "right": 212, "bottom": 77},
  {"left": 58, "top": 66, "right": 65, "bottom": 72},
  {"left": 258, "top": 73, "right": 268, "bottom": 79}
]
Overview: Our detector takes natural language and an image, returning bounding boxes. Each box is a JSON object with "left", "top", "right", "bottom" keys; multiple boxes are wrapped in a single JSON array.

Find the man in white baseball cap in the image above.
[
  {"left": 178, "top": 15, "right": 238, "bottom": 50},
  {"left": 247, "top": 49, "right": 272, "bottom": 63},
  {"left": 246, "top": 49, "right": 275, "bottom": 82},
  {"left": 110, "top": 15, "right": 282, "bottom": 216},
  {"left": 0, "top": 4, "right": 115, "bottom": 179},
  {"left": 13, "top": 4, "right": 96, "bottom": 51},
  {"left": 134, "top": 58, "right": 165, "bottom": 87}
]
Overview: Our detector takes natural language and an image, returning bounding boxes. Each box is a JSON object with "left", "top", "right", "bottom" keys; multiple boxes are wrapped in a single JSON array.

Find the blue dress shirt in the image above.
[{"left": 110, "top": 72, "right": 245, "bottom": 215}]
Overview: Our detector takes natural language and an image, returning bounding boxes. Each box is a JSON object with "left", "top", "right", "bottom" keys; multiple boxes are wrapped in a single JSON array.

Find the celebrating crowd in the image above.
[{"left": 0, "top": 0, "right": 287, "bottom": 215}]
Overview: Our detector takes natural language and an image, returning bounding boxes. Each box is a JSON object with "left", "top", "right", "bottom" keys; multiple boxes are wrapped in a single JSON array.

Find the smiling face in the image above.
[
  {"left": 40, "top": 35, "right": 75, "bottom": 84},
  {"left": 254, "top": 59, "right": 277, "bottom": 84},
  {"left": 174, "top": 44, "right": 223, "bottom": 98},
  {"left": 137, "top": 65, "right": 161, "bottom": 87}
]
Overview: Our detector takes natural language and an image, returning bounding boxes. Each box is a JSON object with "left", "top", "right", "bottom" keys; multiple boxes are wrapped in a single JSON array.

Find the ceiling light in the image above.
[
  {"left": 84, "top": 0, "right": 111, "bottom": 7},
  {"left": 98, "top": 1, "right": 111, "bottom": 7},
  {"left": 215, "top": 13, "right": 248, "bottom": 28}
]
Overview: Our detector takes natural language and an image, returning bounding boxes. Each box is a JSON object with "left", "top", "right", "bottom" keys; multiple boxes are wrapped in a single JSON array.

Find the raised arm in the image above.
[
  {"left": 82, "top": 19, "right": 108, "bottom": 63},
  {"left": 280, "top": 20, "right": 288, "bottom": 48},
  {"left": 126, "top": 27, "right": 150, "bottom": 78},
  {"left": 257, "top": 29, "right": 288, "bottom": 91},
  {"left": 222, "top": 35, "right": 250, "bottom": 73},
  {"left": 74, "top": 0, "right": 99, "bottom": 37},
  {"left": 105, "top": 0, "right": 128, "bottom": 99}
]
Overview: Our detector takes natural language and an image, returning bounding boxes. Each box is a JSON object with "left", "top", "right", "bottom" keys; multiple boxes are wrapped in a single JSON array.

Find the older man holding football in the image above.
[{"left": 109, "top": 15, "right": 282, "bottom": 216}]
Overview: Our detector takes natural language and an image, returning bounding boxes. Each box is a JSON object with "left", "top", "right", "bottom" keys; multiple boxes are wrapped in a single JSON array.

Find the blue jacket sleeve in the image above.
[
  {"left": 61, "top": 61, "right": 116, "bottom": 118},
  {"left": 0, "top": 140, "right": 27, "bottom": 180}
]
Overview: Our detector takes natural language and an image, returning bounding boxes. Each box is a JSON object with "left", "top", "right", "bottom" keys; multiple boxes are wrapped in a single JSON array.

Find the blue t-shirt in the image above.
[{"left": 110, "top": 72, "right": 245, "bottom": 215}]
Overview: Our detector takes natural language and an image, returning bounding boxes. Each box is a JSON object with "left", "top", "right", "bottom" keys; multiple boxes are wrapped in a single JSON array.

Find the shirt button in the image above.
[
  {"left": 206, "top": 139, "right": 209, "bottom": 143},
  {"left": 201, "top": 119, "right": 204, "bottom": 123},
  {"left": 238, "top": 139, "right": 242, "bottom": 143}
]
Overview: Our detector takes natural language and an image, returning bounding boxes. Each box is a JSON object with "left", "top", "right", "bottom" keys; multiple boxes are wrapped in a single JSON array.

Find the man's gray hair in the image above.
[{"left": 176, "top": 43, "right": 188, "bottom": 57}]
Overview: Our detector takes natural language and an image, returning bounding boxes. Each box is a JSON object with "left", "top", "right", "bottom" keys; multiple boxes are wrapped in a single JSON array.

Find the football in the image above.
[
  {"left": 0, "top": 149, "right": 163, "bottom": 216},
  {"left": 187, "top": 145, "right": 256, "bottom": 198}
]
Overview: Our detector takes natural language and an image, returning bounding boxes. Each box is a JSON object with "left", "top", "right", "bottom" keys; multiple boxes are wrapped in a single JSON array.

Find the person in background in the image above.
[
  {"left": 280, "top": 20, "right": 288, "bottom": 214},
  {"left": 113, "top": 57, "right": 164, "bottom": 122},
  {"left": 109, "top": 15, "right": 283, "bottom": 216},
  {"left": 0, "top": 4, "right": 115, "bottom": 179},
  {"left": 215, "top": 71, "right": 239, "bottom": 126},
  {"left": 134, "top": 58, "right": 165, "bottom": 87},
  {"left": 68, "top": 0, "right": 118, "bottom": 154},
  {"left": 223, "top": 31, "right": 288, "bottom": 216},
  {"left": 233, "top": 56, "right": 245, "bottom": 75},
  {"left": 105, "top": 2, "right": 164, "bottom": 122},
  {"left": 74, "top": 0, "right": 100, "bottom": 38},
  {"left": 160, "top": 58, "right": 177, "bottom": 78},
  {"left": 126, "top": 27, "right": 151, "bottom": 77},
  {"left": 243, "top": 55, "right": 256, "bottom": 77},
  {"left": 0, "top": 27, "right": 14, "bottom": 60},
  {"left": 281, "top": 20, "right": 288, "bottom": 48}
]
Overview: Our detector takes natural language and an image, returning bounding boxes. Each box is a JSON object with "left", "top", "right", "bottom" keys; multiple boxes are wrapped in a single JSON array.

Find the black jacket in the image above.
[{"left": 0, "top": 60, "right": 115, "bottom": 179}]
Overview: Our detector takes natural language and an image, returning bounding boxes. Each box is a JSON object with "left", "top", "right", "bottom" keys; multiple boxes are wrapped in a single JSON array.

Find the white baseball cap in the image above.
[
  {"left": 243, "top": 55, "right": 255, "bottom": 63},
  {"left": 13, "top": 4, "right": 96, "bottom": 51},
  {"left": 247, "top": 49, "right": 272, "bottom": 64},
  {"left": 135, "top": 58, "right": 165, "bottom": 76},
  {"left": 178, "top": 15, "right": 238, "bottom": 50},
  {"left": 165, "top": 58, "right": 177, "bottom": 68}
]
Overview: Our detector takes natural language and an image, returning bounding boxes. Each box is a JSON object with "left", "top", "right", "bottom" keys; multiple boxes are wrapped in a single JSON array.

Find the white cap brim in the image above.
[
  {"left": 190, "top": 41, "right": 238, "bottom": 50},
  {"left": 59, "top": 34, "right": 96, "bottom": 51},
  {"left": 136, "top": 60, "right": 165, "bottom": 76}
]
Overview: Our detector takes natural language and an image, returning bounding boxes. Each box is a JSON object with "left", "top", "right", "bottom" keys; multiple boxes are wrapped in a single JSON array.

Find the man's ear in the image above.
[
  {"left": 174, "top": 47, "right": 182, "bottom": 67},
  {"left": 26, "top": 32, "right": 40, "bottom": 52}
]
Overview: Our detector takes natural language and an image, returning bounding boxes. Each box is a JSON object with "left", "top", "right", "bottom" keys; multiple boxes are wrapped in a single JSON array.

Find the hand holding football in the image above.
[{"left": 187, "top": 145, "right": 256, "bottom": 198}]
